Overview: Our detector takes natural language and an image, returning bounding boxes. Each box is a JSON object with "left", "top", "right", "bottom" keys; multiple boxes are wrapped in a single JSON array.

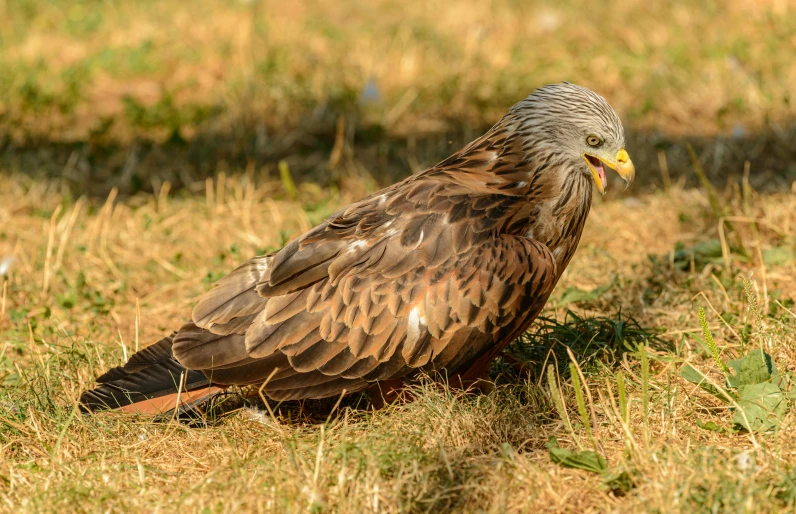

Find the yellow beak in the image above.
[
  {"left": 613, "top": 148, "right": 635, "bottom": 190},
  {"left": 584, "top": 148, "right": 635, "bottom": 195}
]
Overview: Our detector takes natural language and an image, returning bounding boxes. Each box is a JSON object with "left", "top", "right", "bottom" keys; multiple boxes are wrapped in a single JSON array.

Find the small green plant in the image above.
[
  {"left": 666, "top": 239, "right": 726, "bottom": 271},
  {"left": 546, "top": 364, "right": 575, "bottom": 443},
  {"left": 681, "top": 290, "right": 792, "bottom": 433},
  {"left": 569, "top": 362, "right": 596, "bottom": 449},
  {"left": 699, "top": 306, "right": 729, "bottom": 373},
  {"left": 279, "top": 160, "right": 299, "bottom": 201},
  {"left": 497, "top": 310, "right": 666, "bottom": 384},
  {"left": 545, "top": 433, "right": 637, "bottom": 495},
  {"left": 683, "top": 348, "right": 790, "bottom": 432},
  {"left": 544, "top": 364, "right": 636, "bottom": 495},
  {"left": 546, "top": 436, "right": 606, "bottom": 473},
  {"left": 555, "top": 276, "right": 617, "bottom": 307},
  {"left": 639, "top": 342, "right": 651, "bottom": 444}
]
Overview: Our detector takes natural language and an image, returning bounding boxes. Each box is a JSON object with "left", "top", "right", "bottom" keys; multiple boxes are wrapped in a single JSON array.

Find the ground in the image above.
[
  {"left": 1, "top": 1, "right": 796, "bottom": 513},
  {"left": 2, "top": 172, "right": 795, "bottom": 513}
]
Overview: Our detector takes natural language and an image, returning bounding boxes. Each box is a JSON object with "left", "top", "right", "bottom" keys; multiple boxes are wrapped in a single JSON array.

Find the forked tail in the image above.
[{"left": 79, "top": 333, "right": 225, "bottom": 415}]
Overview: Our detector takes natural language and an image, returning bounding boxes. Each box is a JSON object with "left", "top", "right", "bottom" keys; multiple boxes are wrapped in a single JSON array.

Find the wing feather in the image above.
[
  {"left": 180, "top": 147, "right": 561, "bottom": 402},
  {"left": 192, "top": 256, "right": 270, "bottom": 329}
]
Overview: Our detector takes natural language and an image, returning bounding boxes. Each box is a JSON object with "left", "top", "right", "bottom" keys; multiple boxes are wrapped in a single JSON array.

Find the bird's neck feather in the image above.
[
  {"left": 428, "top": 115, "right": 594, "bottom": 274},
  {"left": 471, "top": 119, "right": 594, "bottom": 272},
  {"left": 522, "top": 170, "right": 592, "bottom": 273}
]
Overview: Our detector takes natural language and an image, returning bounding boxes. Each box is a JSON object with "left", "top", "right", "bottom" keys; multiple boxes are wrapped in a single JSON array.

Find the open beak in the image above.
[{"left": 583, "top": 148, "right": 635, "bottom": 195}]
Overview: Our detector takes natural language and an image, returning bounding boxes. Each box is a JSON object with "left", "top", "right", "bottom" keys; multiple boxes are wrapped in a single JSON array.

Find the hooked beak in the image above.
[{"left": 583, "top": 148, "right": 635, "bottom": 196}]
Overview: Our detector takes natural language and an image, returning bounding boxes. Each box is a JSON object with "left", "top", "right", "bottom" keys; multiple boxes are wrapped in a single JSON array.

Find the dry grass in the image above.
[
  {"left": 1, "top": 170, "right": 795, "bottom": 513},
  {"left": 6, "top": 3, "right": 791, "bottom": 187},
  {"left": 3, "top": 0, "right": 794, "bottom": 140},
  {"left": 2, "top": 0, "right": 796, "bottom": 197}
]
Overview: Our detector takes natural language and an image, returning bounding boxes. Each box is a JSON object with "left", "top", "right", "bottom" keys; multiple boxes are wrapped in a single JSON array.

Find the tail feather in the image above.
[
  {"left": 80, "top": 332, "right": 220, "bottom": 414},
  {"left": 117, "top": 385, "right": 227, "bottom": 415}
]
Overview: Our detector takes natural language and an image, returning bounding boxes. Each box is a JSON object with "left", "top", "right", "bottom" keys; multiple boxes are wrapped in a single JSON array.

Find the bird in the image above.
[{"left": 79, "top": 82, "right": 635, "bottom": 415}]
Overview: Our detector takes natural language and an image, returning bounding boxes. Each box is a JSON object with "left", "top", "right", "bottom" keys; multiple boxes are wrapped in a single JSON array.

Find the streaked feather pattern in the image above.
[{"left": 84, "top": 83, "right": 629, "bottom": 408}]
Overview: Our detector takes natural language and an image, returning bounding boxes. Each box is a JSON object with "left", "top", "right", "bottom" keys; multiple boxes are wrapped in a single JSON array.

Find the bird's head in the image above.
[{"left": 512, "top": 82, "right": 635, "bottom": 195}]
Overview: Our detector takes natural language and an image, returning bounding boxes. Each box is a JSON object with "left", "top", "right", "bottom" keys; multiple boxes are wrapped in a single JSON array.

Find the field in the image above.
[{"left": 1, "top": 1, "right": 796, "bottom": 512}]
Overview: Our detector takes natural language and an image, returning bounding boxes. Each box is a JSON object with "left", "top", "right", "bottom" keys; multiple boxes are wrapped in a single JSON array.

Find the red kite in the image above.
[{"left": 80, "top": 83, "right": 635, "bottom": 414}]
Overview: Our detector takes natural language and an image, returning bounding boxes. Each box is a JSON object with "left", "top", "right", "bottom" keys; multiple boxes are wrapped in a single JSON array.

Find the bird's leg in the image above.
[
  {"left": 366, "top": 379, "right": 407, "bottom": 409},
  {"left": 450, "top": 367, "right": 495, "bottom": 395},
  {"left": 450, "top": 350, "right": 500, "bottom": 395}
]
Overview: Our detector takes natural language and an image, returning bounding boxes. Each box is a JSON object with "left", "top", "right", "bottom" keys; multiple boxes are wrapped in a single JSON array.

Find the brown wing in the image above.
[
  {"left": 174, "top": 127, "right": 559, "bottom": 401},
  {"left": 174, "top": 195, "right": 555, "bottom": 401}
]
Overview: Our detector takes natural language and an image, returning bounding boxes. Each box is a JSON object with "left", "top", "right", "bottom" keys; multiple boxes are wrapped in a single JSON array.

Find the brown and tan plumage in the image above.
[{"left": 80, "top": 83, "right": 635, "bottom": 413}]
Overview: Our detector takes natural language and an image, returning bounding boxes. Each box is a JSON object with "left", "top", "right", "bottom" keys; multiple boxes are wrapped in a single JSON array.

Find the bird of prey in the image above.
[{"left": 80, "top": 83, "right": 635, "bottom": 414}]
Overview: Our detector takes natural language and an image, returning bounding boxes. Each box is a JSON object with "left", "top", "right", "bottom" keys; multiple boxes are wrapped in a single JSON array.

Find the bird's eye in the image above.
[{"left": 586, "top": 135, "right": 602, "bottom": 147}]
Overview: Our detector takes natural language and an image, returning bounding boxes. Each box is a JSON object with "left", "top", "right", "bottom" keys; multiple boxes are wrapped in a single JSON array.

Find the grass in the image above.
[
  {"left": 1, "top": 0, "right": 795, "bottom": 194},
  {"left": 1, "top": 168, "right": 795, "bottom": 512},
  {"left": 1, "top": 0, "right": 796, "bottom": 511},
  {"left": 2, "top": 0, "right": 793, "bottom": 139}
]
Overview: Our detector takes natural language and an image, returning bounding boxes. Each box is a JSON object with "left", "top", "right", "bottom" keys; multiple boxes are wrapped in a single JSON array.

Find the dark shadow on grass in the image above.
[
  {"left": 2, "top": 112, "right": 795, "bottom": 198},
  {"left": 174, "top": 385, "right": 374, "bottom": 427},
  {"left": 491, "top": 310, "right": 672, "bottom": 386}
]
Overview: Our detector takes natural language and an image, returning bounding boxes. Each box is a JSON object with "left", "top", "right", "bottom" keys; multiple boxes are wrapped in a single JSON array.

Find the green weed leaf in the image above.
[
  {"left": 680, "top": 365, "right": 730, "bottom": 400},
  {"left": 696, "top": 419, "right": 740, "bottom": 434},
  {"left": 696, "top": 419, "right": 719, "bottom": 431},
  {"left": 726, "top": 349, "right": 777, "bottom": 389},
  {"left": 686, "top": 349, "right": 788, "bottom": 433},
  {"left": 603, "top": 469, "right": 636, "bottom": 496},
  {"left": 732, "top": 382, "right": 786, "bottom": 432},
  {"left": 556, "top": 276, "right": 616, "bottom": 307},
  {"left": 546, "top": 436, "right": 607, "bottom": 473},
  {"left": 763, "top": 246, "right": 794, "bottom": 267},
  {"left": 671, "top": 239, "right": 724, "bottom": 270}
]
